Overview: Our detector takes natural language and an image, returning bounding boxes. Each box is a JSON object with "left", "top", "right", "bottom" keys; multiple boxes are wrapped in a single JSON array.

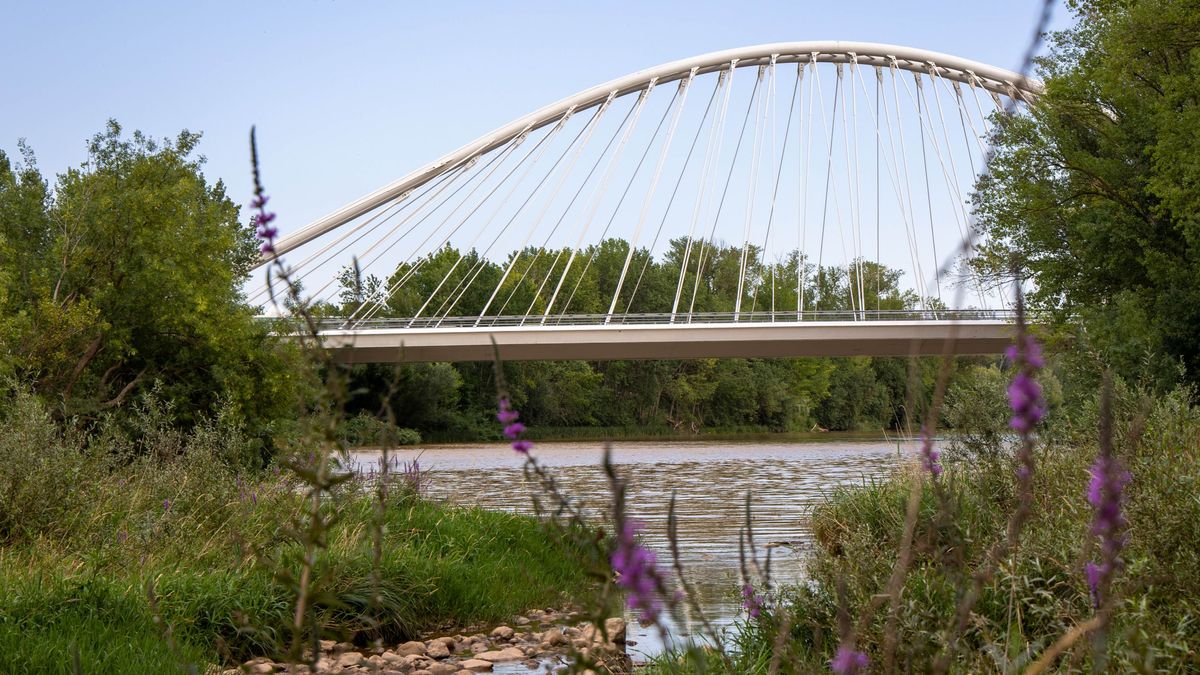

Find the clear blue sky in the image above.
[{"left": 2, "top": 1, "right": 1070, "bottom": 236}]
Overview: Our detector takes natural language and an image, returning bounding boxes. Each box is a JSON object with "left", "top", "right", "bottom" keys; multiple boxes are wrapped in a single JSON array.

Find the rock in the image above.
[
  {"left": 469, "top": 642, "right": 489, "bottom": 654},
  {"left": 319, "top": 640, "right": 336, "bottom": 652},
  {"left": 542, "top": 628, "right": 567, "bottom": 646},
  {"left": 605, "top": 617, "right": 627, "bottom": 644},
  {"left": 490, "top": 626, "right": 514, "bottom": 640},
  {"left": 460, "top": 659, "right": 494, "bottom": 672},
  {"left": 397, "top": 640, "right": 427, "bottom": 657},
  {"left": 381, "top": 651, "right": 404, "bottom": 664},
  {"left": 433, "top": 636, "right": 457, "bottom": 650},
  {"left": 314, "top": 658, "right": 334, "bottom": 671},
  {"left": 426, "top": 641, "right": 450, "bottom": 659},
  {"left": 571, "top": 638, "right": 590, "bottom": 649},
  {"left": 515, "top": 616, "right": 531, "bottom": 625},
  {"left": 335, "top": 641, "right": 356, "bottom": 651},
  {"left": 426, "top": 664, "right": 458, "bottom": 675},
  {"left": 412, "top": 671, "right": 433, "bottom": 675},
  {"left": 402, "top": 654, "right": 431, "bottom": 668},
  {"left": 475, "top": 647, "right": 525, "bottom": 662},
  {"left": 336, "top": 651, "right": 365, "bottom": 667},
  {"left": 367, "top": 654, "right": 386, "bottom": 666},
  {"left": 247, "top": 663, "right": 274, "bottom": 674},
  {"left": 522, "top": 660, "right": 541, "bottom": 670}
]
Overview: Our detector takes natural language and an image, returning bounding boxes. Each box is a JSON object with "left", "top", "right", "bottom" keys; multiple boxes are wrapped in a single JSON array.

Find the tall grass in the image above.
[
  {"left": 643, "top": 383, "right": 1200, "bottom": 672},
  {"left": 0, "top": 390, "right": 598, "bottom": 674}
]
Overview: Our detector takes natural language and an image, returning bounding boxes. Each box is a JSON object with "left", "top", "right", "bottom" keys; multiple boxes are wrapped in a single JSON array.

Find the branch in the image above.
[
  {"left": 98, "top": 369, "right": 146, "bottom": 410},
  {"left": 63, "top": 333, "right": 104, "bottom": 399}
]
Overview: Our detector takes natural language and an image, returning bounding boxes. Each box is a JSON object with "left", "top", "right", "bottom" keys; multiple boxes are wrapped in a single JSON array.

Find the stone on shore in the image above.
[
  {"left": 605, "top": 617, "right": 627, "bottom": 644},
  {"left": 460, "top": 659, "right": 494, "bottom": 672},
  {"left": 396, "top": 640, "right": 427, "bottom": 656},
  {"left": 426, "top": 640, "right": 451, "bottom": 659},
  {"left": 490, "top": 625, "right": 515, "bottom": 640},
  {"left": 475, "top": 646, "right": 525, "bottom": 662}
]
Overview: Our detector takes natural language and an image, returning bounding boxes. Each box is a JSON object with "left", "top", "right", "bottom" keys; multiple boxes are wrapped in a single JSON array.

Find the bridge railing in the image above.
[{"left": 308, "top": 309, "right": 1017, "bottom": 331}]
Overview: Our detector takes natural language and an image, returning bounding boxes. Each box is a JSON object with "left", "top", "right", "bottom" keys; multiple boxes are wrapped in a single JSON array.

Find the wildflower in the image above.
[
  {"left": 497, "top": 398, "right": 533, "bottom": 455},
  {"left": 1006, "top": 335, "right": 1046, "bottom": 435},
  {"left": 117, "top": 530, "right": 128, "bottom": 544},
  {"left": 919, "top": 427, "right": 942, "bottom": 478},
  {"left": 496, "top": 397, "right": 520, "bottom": 424},
  {"left": 741, "top": 583, "right": 765, "bottom": 619},
  {"left": 830, "top": 646, "right": 869, "bottom": 674},
  {"left": 250, "top": 128, "right": 278, "bottom": 255},
  {"left": 1085, "top": 452, "right": 1131, "bottom": 607},
  {"left": 163, "top": 499, "right": 171, "bottom": 513},
  {"left": 612, "top": 520, "right": 662, "bottom": 622}
]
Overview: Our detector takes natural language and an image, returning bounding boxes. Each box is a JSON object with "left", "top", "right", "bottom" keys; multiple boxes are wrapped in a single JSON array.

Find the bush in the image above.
[{"left": 339, "top": 412, "right": 420, "bottom": 447}]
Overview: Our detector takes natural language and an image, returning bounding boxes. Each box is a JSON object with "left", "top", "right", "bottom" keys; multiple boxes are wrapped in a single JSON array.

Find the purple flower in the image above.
[
  {"left": 497, "top": 397, "right": 520, "bottom": 424},
  {"left": 919, "top": 427, "right": 943, "bottom": 478},
  {"left": 1007, "top": 335, "right": 1046, "bottom": 435},
  {"left": 1085, "top": 452, "right": 1131, "bottom": 607},
  {"left": 497, "top": 398, "right": 533, "bottom": 455},
  {"left": 117, "top": 530, "right": 128, "bottom": 545},
  {"left": 830, "top": 646, "right": 869, "bottom": 674},
  {"left": 741, "top": 583, "right": 765, "bottom": 619},
  {"left": 163, "top": 499, "right": 171, "bottom": 513},
  {"left": 250, "top": 128, "right": 278, "bottom": 255},
  {"left": 612, "top": 521, "right": 662, "bottom": 622}
]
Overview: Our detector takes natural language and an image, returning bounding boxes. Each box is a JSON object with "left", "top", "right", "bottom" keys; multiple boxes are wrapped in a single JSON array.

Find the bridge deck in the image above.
[{"left": 318, "top": 320, "right": 1014, "bottom": 363}]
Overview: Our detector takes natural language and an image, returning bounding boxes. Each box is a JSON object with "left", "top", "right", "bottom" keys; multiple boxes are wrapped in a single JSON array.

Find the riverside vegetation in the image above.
[{"left": 2, "top": 0, "right": 1200, "bottom": 672}]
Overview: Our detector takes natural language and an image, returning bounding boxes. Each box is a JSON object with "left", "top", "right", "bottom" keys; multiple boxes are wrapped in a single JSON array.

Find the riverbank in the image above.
[
  {"left": 0, "top": 396, "right": 601, "bottom": 674},
  {"left": 419, "top": 426, "right": 902, "bottom": 446}
]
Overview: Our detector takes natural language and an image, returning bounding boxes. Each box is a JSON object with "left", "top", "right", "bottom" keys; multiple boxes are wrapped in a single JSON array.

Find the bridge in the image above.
[{"left": 254, "top": 42, "right": 1040, "bottom": 363}]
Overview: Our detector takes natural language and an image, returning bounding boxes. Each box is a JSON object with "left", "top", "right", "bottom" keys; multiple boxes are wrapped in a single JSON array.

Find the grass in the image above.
[
  {"left": 644, "top": 385, "right": 1200, "bottom": 672},
  {"left": 0, "top": 392, "right": 600, "bottom": 674}
]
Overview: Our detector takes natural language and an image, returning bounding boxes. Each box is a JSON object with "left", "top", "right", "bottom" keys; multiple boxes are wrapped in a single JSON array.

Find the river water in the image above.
[{"left": 351, "top": 437, "right": 914, "bottom": 660}]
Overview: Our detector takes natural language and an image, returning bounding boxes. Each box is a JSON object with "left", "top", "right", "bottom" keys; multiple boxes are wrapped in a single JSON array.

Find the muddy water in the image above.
[{"left": 351, "top": 437, "right": 914, "bottom": 660}]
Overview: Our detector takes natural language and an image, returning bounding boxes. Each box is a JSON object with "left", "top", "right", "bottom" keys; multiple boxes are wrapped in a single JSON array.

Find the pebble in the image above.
[
  {"left": 489, "top": 625, "right": 514, "bottom": 640},
  {"left": 459, "top": 659, "right": 493, "bottom": 672}
]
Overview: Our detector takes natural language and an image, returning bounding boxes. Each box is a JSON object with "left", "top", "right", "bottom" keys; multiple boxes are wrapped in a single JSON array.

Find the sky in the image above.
[
  {"left": 2, "top": 1, "right": 1072, "bottom": 227},
  {"left": 2, "top": 2, "right": 1074, "bottom": 311}
]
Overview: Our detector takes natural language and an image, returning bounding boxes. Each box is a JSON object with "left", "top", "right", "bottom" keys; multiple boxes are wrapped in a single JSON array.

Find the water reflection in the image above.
[{"left": 351, "top": 438, "right": 912, "bottom": 659}]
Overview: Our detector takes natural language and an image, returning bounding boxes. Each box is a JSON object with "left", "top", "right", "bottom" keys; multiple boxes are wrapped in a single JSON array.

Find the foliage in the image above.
[
  {"left": 677, "top": 381, "right": 1200, "bottom": 673},
  {"left": 0, "top": 122, "right": 307, "bottom": 446},
  {"left": 338, "top": 412, "right": 420, "bottom": 447},
  {"left": 327, "top": 240, "right": 965, "bottom": 437},
  {"left": 972, "top": 0, "right": 1200, "bottom": 389},
  {"left": 0, "top": 390, "right": 597, "bottom": 673}
]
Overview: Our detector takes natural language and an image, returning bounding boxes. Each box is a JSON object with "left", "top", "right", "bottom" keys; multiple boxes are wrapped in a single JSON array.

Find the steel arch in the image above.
[{"left": 266, "top": 41, "right": 1042, "bottom": 261}]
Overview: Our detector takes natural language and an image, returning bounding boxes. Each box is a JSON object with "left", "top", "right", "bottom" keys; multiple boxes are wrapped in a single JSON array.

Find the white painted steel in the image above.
[
  {"left": 318, "top": 320, "right": 1014, "bottom": 363},
  {"left": 264, "top": 42, "right": 1042, "bottom": 261}
]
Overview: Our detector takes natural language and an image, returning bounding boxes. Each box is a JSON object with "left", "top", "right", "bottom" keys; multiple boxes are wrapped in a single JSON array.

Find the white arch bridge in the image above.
[{"left": 256, "top": 41, "right": 1039, "bottom": 363}]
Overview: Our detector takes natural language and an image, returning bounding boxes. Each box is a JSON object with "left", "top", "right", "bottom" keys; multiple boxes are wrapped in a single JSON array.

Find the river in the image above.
[{"left": 351, "top": 436, "right": 915, "bottom": 661}]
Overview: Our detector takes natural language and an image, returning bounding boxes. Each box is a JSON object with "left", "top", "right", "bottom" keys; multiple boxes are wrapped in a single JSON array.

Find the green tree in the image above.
[
  {"left": 0, "top": 122, "right": 304, "bottom": 441},
  {"left": 973, "top": 0, "right": 1200, "bottom": 388}
]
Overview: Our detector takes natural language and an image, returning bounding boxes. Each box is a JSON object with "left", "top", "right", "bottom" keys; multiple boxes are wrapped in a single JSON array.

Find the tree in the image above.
[
  {"left": 972, "top": 0, "right": 1200, "bottom": 388},
  {"left": 0, "top": 121, "right": 304, "bottom": 441}
]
